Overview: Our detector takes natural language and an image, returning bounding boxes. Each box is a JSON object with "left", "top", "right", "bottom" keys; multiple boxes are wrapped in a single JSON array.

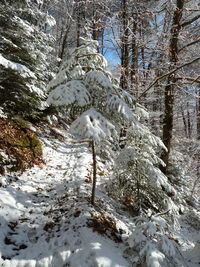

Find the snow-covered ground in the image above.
[
  {"left": 0, "top": 133, "right": 129, "bottom": 267},
  {"left": 0, "top": 129, "right": 199, "bottom": 267}
]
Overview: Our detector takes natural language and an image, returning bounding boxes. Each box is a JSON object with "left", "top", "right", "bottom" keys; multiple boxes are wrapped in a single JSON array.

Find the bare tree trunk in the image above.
[
  {"left": 187, "top": 102, "right": 191, "bottom": 138},
  {"left": 76, "top": 5, "right": 81, "bottom": 47},
  {"left": 92, "top": 1, "right": 98, "bottom": 41},
  {"left": 140, "top": 19, "right": 146, "bottom": 82},
  {"left": 91, "top": 140, "right": 97, "bottom": 205},
  {"left": 59, "top": 25, "right": 70, "bottom": 59},
  {"left": 160, "top": 0, "right": 184, "bottom": 173},
  {"left": 100, "top": 28, "right": 104, "bottom": 55},
  {"left": 181, "top": 105, "right": 188, "bottom": 137},
  {"left": 130, "top": 12, "right": 138, "bottom": 96},
  {"left": 197, "top": 87, "right": 200, "bottom": 139},
  {"left": 120, "top": 0, "right": 129, "bottom": 90}
]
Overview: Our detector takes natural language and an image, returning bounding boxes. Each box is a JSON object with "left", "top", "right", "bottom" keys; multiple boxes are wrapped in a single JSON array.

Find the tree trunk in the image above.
[
  {"left": 91, "top": 140, "right": 97, "bottom": 205},
  {"left": 197, "top": 87, "right": 200, "bottom": 139},
  {"left": 59, "top": 25, "right": 70, "bottom": 59},
  {"left": 187, "top": 102, "right": 191, "bottom": 138},
  {"left": 130, "top": 12, "right": 138, "bottom": 96},
  {"left": 181, "top": 105, "right": 188, "bottom": 137},
  {"left": 160, "top": 0, "right": 184, "bottom": 173},
  {"left": 76, "top": 5, "right": 81, "bottom": 47},
  {"left": 120, "top": 0, "right": 129, "bottom": 90}
]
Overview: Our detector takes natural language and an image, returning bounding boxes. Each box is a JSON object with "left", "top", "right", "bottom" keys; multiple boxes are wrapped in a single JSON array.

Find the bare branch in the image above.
[
  {"left": 176, "top": 75, "right": 200, "bottom": 85},
  {"left": 181, "top": 14, "right": 200, "bottom": 28},
  {"left": 185, "top": 9, "right": 200, "bottom": 12},
  {"left": 154, "top": 209, "right": 170, "bottom": 217},
  {"left": 179, "top": 38, "right": 200, "bottom": 52},
  {"left": 138, "top": 57, "right": 200, "bottom": 99}
]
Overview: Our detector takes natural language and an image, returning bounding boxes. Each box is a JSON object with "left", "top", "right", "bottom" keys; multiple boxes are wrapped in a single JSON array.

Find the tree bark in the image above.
[
  {"left": 120, "top": 0, "right": 129, "bottom": 90},
  {"left": 197, "top": 87, "right": 200, "bottom": 140},
  {"left": 181, "top": 105, "right": 188, "bottom": 137},
  {"left": 76, "top": 4, "right": 81, "bottom": 47},
  {"left": 187, "top": 102, "right": 191, "bottom": 138},
  {"left": 130, "top": 11, "right": 138, "bottom": 96},
  {"left": 160, "top": 0, "right": 184, "bottom": 173},
  {"left": 91, "top": 140, "right": 97, "bottom": 205}
]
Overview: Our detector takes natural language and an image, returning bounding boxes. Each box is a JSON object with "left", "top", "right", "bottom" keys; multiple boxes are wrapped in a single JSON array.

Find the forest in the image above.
[{"left": 0, "top": 0, "right": 200, "bottom": 266}]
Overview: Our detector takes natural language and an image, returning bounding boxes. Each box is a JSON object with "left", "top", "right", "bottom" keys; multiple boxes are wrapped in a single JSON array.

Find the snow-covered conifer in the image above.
[
  {"left": 126, "top": 212, "right": 181, "bottom": 267},
  {"left": 47, "top": 37, "right": 136, "bottom": 205},
  {"left": 0, "top": 0, "right": 55, "bottom": 117},
  {"left": 47, "top": 37, "right": 177, "bottom": 209},
  {"left": 47, "top": 37, "right": 135, "bottom": 143},
  {"left": 110, "top": 106, "right": 178, "bottom": 214}
]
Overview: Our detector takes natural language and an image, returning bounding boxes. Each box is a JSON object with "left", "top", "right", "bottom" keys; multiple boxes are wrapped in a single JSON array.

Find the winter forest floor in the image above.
[{"left": 0, "top": 125, "right": 199, "bottom": 267}]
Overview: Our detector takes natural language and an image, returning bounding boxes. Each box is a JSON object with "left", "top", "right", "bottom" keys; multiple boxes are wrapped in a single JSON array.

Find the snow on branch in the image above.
[
  {"left": 85, "top": 70, "right": 113, "bottom": 91},
  {"left": 108, "top": 94, "right": 133, "bottom": 120},
  {"left": 127, "top": 214, "right": 180, "bottom": 267},
  {"left": 47, "top": 80, "right": 90, "bottom": 107},
  {"left": 118, "top": 88, "right": 136, "bottom": 106},
  {"left": 69, "top": 108, "right": 117, "bottom": 143},
  {"left": 0, "top": 53, "right": 36, "bottom": 79}
]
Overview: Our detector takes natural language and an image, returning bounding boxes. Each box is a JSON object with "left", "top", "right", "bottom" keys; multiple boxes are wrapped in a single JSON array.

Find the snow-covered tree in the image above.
[
  {"left": 0, "top": 0, "right": 55, "bottom": 117},
  {"left": 47, "top": 37, "right": 177, "bottom": 209},
  {"left": 47, "top": 36, "right": 135, "bottom": 204},
  {"left": 126, "top": 212, "right": 182, "bottom": 267},
  {"left": 110, "top": 105, "right": 178, "bottom": 214},
  {"left": 47, "top": 37, "right": 135, "bottom": 143}
]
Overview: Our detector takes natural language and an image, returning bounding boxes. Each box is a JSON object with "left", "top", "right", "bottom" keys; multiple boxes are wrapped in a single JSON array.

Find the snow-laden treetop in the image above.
[{"left": 47, "top": 38, "right": 135, "bottom": 142}]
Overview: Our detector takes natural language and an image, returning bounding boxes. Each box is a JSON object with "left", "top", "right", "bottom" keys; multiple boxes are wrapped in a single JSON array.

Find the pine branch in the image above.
[
  {"left": 138, "top": 56, "right": 200, "bottom": 99},
  {"left": 76, "top": 53, "right": 101, "bottom": 58}
]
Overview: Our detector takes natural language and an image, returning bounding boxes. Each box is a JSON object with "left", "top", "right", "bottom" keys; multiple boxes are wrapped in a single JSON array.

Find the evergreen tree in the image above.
[
  {"left": 47, "top": 36, "right": 135, "bottom": 204},
  {"left": 47, "top": 37, "right": 177, "bottom": 209},
  {"left": 47, "top": 37, "right": 135, "bottom": 142},
  {"left": 110, "top": 105, "right": 178, "bottom": 214},
  {"left": 0, "top": 0, "right": 55, "bottom": 117}
]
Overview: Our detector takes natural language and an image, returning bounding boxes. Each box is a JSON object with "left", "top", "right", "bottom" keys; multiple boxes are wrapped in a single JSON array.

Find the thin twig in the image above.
[
  {"left": 181, "top": 14, "right": 200, "bottom": 28},
  {"left": 138, "top": 56, "right": 200, "bottom": 99},
  {"left": 154, "top": 209, "right": 170, "bottom": 217}
]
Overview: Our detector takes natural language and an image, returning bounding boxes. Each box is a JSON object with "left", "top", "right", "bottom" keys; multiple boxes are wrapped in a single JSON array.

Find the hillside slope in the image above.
[
  {"left": 0, "top": 128, "right": 129, "bottom": 267},
  {"left": 0, "top": 127, "right": 199, "bottom": 267}
]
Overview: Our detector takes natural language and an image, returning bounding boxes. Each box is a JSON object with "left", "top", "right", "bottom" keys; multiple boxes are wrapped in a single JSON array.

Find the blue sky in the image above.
[{"left": 101, "top": 28, "right": 121, "bottom": 66}]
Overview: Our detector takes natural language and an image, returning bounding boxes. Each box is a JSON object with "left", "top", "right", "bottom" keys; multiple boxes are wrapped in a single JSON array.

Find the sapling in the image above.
[{"left": 47, "top": 37, "right": 135, "bottom": 204}]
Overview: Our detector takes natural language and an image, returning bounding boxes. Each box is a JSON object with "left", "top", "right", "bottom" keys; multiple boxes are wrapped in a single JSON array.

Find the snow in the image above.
[
  {"left": 0, "top": 132, "right": 128, "bottom": 267},
  {"left": 0, "top": 54, "right": 36, "bottom": 79},
  {"left": 0, "top": 127, "right": 199, "bottom": 267},
  {"left": 108, "top": 95, "right": 133, "bottom": 121},
  {"left": 69, "top": 108, "right": 117, "bottom": 143},
  {"left": 0, "top": 108, "right": 7, "bottom": 118},
  {"left": 47, "top": 80, "right": 90, "bottom": 107},
  {"left": 14, "top": 16, "right": 34, "bottom": 36},
  {"left": 85, "top": 71, "right": 113, "bottom": 91}
]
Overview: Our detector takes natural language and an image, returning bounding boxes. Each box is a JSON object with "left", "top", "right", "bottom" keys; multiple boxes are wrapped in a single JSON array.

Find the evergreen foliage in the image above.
[
  {"left": 47, "top": 37, "right": 135, "bottom": 143},
  {"left": 0, "top": 0, "right": 55, "bottom": 117},
  {"left": 47, "top": 37, "right": 177, "bottom": 213},
  {"left": 126, "top": 213, "right": 181, "bottom": 267},
  {"left": 110, "top": 106, "right": 178, "bottom": 214}
]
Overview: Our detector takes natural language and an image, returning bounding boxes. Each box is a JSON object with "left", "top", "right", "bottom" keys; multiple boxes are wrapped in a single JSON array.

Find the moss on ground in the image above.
[{"left": 0, "top": 118, "right": 43, "bottom": 173}]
